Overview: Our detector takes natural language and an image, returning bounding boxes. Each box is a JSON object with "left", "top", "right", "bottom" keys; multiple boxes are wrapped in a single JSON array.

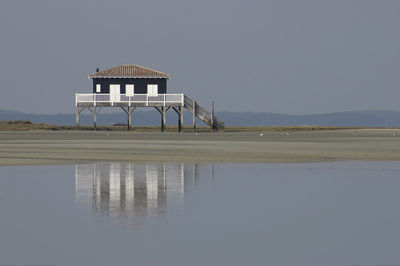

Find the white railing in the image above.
[{"left": 76, "top": 93, "right": 184, "bottom": 106}]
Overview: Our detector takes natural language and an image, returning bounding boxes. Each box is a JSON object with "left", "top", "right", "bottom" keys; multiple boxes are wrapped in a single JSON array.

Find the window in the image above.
[
  {"left": 126, "top": 84, "right": 134, "bottom": 96},
  {"left": 147, "top": 84, "right": 158, "bottom": 96},
  {"left": 96, "top": 84, "right": 101, "bottom": 93}
]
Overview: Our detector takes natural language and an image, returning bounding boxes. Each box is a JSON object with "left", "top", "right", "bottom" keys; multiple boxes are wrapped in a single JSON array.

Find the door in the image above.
[
  {"left": 126, "top": 84, "right": 134, "bottom": 96},
  {"left": 147, "top": 84, "right": 158, "bottom": 96},
  {"left": 110, "top": 84, "right": 121, "bottom": 102}
]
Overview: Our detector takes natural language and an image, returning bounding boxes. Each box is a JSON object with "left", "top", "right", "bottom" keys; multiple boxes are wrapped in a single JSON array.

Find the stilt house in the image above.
[{"left": 75, "top": 64, "right": 224, "bottom": 131}]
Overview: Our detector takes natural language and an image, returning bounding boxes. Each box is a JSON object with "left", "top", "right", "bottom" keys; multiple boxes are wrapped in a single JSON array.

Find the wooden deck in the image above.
[
  {"left": 75, "top": 93, "right": 224, "bottom": 131},
  {"left": 76, "top": 93, "right": 183, "bottom": 107}
]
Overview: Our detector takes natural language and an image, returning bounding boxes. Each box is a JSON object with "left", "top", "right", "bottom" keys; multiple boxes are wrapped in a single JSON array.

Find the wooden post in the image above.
[
  {"left": 160, "top": 107, "right": 164, "bottom": 132},
  {"left": 211, "top": 100, "right": 214, "bottom": 132},
  {"left": 93, "top": 106, "right": 97, "bottom": 131},
  {"left": 154, "top": 106, "right": 163, "bottom": 132},
  {"left": 76, "top": 106, "right": 79, "bottom": 128},
  {"left": 131, "top": 107, "right": 136, "bottom": 131},
  {"left": 178, "top": 106, "right": 183, "bottom": 132},
  {"left": 193, "top": 101, "right": 196, "bottom": 132},
  {"left": 172, "top": 107, "right": 183, "bottom": 132},
  {"left": 127, "top": 106, "right": 131, "bottom": 131}
]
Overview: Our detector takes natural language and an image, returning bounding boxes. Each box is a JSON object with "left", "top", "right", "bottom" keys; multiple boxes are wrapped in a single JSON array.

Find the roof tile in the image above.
[{"left": 88, "top": 65, "right": 171, "bottom": 78}]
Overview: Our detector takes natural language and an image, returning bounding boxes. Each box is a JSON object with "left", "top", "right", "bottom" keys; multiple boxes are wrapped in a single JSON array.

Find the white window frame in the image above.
[
  {"left": 96, "top": 84, "right": 101, "bottom": 93},
  {"left": 126, "top": 84, "right": 134, "bottom": 96},
  {"left": 147, "top": 84, "right": 158, "bottom": 96}
]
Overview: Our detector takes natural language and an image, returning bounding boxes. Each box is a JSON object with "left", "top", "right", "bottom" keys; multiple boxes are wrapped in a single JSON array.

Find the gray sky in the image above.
[{"left": 0, "top": 0, "right": 399, "bottom": 114}]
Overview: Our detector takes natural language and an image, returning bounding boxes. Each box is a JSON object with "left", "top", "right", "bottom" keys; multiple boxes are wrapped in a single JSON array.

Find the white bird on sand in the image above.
[
  {"left": 353, "top": 130, "right": 357, "bottom": 135},
  {"left": 194, "top": 132, "right": 199, "bottom": 135},
  {"left": 285, "top": 131, "right": 291, "bottom": 136},
  {"left": 259, "top": 132, "right": 264, "bottom": 136},
  {"left": 106, "top": 132, "right": 110, "bottom": 136},
  {"left": 394, "top": 132, "right": 397, "bottom": 137}
]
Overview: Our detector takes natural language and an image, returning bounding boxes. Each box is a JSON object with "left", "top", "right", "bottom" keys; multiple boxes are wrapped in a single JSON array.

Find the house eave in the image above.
[{"left": 88, "top": 76, "right": 171, "bottom": 79}]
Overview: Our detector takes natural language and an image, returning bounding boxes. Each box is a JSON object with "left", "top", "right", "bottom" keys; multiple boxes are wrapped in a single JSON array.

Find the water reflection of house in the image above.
[{"left": 75, "top": 163, "right": 211, "bottom": 219}]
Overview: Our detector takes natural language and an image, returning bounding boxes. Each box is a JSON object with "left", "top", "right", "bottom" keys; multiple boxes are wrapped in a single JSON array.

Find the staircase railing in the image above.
[{"left": 183, "top": 95, "right": 224, "bottom": 129}]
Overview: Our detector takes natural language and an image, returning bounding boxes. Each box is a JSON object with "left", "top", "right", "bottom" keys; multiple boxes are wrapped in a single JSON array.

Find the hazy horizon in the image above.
[
  {"left": 1, "top": 0, "right": 399, "bottom": 115},
  {"left": 2, "top": 104, "right": 400, "bottom": 117},
  {"left": 2, "top": 107, "right": 400, "bottom": 116}
]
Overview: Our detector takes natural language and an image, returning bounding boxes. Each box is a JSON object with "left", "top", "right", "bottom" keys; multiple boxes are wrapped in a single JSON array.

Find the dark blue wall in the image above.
[{"left": 92, "top": 78, "right": 167, "bottom": 94}]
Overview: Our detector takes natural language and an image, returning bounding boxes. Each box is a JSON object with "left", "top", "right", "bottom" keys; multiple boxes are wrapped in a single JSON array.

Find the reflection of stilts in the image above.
[
  {"left": 109, "top": 163, "right": 121, "bottom": 217},
  {"left": 125, "top": 164, "right": 134, "bottom": 216},
  {"left": 193, "top": 163, "right": 195, "bottom": 192},
  {"left": 212, "top": 164, "right": 214, "bottom": 185},
  {"left": 75, "top": 162, "right": 208, "bottom": 220},
  {"left": 146, "top": 164, "right": 163, "bottom": 217},
  {"left": 181, "top": 163, "right": 184, "bottom": 194}
]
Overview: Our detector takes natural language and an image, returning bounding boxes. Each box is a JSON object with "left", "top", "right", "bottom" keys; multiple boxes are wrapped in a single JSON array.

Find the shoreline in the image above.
[{"left": 1, "top": 129, "right": 399, "bottom": 166}]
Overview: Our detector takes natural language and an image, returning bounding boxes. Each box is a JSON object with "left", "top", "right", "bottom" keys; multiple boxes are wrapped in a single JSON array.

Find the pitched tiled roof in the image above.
[{"left": 88, "top": 65, "right": 171, "bottom": 79}]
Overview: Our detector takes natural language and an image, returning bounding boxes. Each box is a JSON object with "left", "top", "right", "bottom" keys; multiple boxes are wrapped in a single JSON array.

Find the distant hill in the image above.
[
  {"left": 0, "top": 109, "right": 24, "bottom": 115},
  {"left": 218, "top": 110, "right": 400, "bottom": 127},
  {"left": 0, "top": 109, "right": 399, "bottom": 127}
]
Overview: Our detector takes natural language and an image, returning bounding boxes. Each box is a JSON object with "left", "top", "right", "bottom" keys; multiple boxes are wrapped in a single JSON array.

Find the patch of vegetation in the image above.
[
  {"left": 0, "top": 120, "right": 370, "bottom": 132},
  {"left": 0, "top": 120, "right": 32, "bottom": 125}
]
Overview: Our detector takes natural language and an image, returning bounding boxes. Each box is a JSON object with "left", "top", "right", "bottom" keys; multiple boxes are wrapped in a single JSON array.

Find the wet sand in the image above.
[{"left": 0, "top": 129, "right": 399, "bottom": 165}]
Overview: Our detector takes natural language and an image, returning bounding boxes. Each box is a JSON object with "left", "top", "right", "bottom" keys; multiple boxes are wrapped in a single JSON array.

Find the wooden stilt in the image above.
[
  {"left": 173, "top": 106, "right": 183, "bottom": 132},
  {"left": 76, "top": 106, "right": 80, "bottom": 128},
  {"left": 93, "top": 106, "right": 97, "bottom": 131},
  {"left": 179, "top": 106, "right": 183, "bottom": 132},
  {"left": 159, "top": 107, "right": 164, "bottom": 132},
  {"left": 120, "top": 106, "right": 132, "bottom": 131},
  {"left": 211, "top": 100, "right": 214, "bottom": 132},
  {"left": 154, "top": 106, "right": 164, "bottom": 132},
  {"left": 130, "top": 107, "right": 136, "bottom": 131},
  {"left": 193, "top": 101, "right": 196, "bottom": 132}
]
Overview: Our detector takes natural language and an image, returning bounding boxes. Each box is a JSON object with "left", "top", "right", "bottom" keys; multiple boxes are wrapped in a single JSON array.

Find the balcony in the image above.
[{"left": 76, "top": 93, "right": 184, "bottom": 107}]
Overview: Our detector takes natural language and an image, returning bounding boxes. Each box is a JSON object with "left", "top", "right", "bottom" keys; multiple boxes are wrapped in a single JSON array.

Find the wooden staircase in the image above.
[{"left": 184, "top": 95, "right": 225, "bottom": 130}]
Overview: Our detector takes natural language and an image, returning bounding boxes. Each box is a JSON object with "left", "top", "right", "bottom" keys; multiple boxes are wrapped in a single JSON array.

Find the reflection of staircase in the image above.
[{"left": 184, "top": 95, "right": 225, "bottom": 130}]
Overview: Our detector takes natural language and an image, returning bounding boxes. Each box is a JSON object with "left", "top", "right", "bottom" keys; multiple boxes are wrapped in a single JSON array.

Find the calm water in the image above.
[{"left": 0, "top": 162, "right": 399, "bottom": 266}]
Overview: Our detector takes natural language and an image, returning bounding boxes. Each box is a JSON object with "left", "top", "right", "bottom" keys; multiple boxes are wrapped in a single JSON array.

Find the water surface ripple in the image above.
[{"left": 0, "top": 162, "right": 399, "bottom": 266}]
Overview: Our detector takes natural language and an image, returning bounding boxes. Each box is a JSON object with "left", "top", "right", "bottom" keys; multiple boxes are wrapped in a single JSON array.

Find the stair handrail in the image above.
[{"left": 183, "top": 94, "right": 224, "bottom": 129}]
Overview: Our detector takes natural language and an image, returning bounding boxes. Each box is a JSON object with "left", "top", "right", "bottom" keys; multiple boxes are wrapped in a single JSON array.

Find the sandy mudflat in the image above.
[{"left": 0, "top": 129, "right": 399, "bottom": 166}]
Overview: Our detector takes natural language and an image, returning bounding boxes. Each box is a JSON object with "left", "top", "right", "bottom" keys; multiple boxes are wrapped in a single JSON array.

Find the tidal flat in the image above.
[{"left": 0, "top": 129, "right": 399, "bottom": 165}]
